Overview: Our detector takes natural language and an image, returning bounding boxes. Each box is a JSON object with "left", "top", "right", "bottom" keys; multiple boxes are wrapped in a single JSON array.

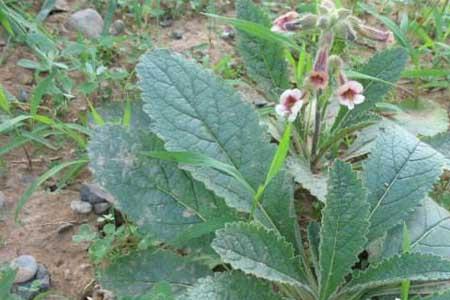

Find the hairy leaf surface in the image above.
[
  {"left": 137, "top": 49, "right": 297, "bottom": 245},
  {"left": 211, "top": 222, "right": 308, "bottom": 288},
  {"left": 98, "top": 250, "right": 212, "bottom": 297},
  {"left": 424, "top": 132, "right": 450, "bottom": 168},
  {"left": 416, "top": 290, "right": 450, "bottom": 300},
  {"left": 181, "top": 272, "right": 284, "bottom": 300},
  {"left": 363, "top": 126, "right": 444, "bottom": 240},
  {"left": 89, "top": 125, "right": 235, "bottom": 243},
  {"left": 236, "top": 0, "right": 289, "bottom": 99},
  {"left": 347, "top": 253, "right": 450, "bottom": 292},
  {"left": 287, "top": 157, "right": 328, "bottom": 202},
  {"left": 319, "top": 161, "right": 369, "bottom": 300},
  {"left": 382, "top": 198, "right": 450, "bottom": 259}
]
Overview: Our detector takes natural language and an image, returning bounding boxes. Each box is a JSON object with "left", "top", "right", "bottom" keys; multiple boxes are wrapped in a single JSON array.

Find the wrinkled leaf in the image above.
[
  {"left": 423, "top": 131, "right": 450, "bottom": 168},
  {"left": 394, "top": 99, "right": 449, "bottom": 137},
  {"left": 89, "top": 125, "right": 236, "bottom": 243},
  {"left": 287, "top": 157, "right": 328, "bottom": 202},
  {"left": 235, "top": 0, "right": 289, "bottom": 99},
  {"left": 363, "top": 126, "right": 444, "bottom": 241},
  {"left": 137, "top": 49, "right": 297, "bottom": 247},
  {"left": 181, "top": 272, "right": 285, "bottom": 300},
  {"left": 98, "top": 250, "right": 211, "bottom": 297},
  {"left": 319, "top": 161, "right": 369, "bottom": 300},
  {"left": 211, "top": 222, "right": 309, "bottom": 289},
  {"left": 346, "top": 253, "right": 450, "bottom": 293},
  {"left": 382, "top": 198, "right": 450, "bottom": 259}
]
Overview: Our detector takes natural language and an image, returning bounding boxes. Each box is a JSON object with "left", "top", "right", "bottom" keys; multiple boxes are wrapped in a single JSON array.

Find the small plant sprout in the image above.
[{"left": 275, "top": 89, "right": 306, "bottom": 122}]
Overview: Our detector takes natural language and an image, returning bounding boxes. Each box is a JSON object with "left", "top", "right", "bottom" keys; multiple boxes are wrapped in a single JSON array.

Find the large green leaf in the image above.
[
  {"left": 98, "top": 250, "right": 212, "bottom": 297},
  {"left": 423, "top": 131, "right": 450, "bottom": 168},
  {"left": 335, "top": 47, "right": 408, "bottom": 128},
  {"left": 363, "top": 126, "right": 444, "bottom": 241},
  {"left": 137, "top": 49, "right": 297, "bottom": 246},
  {"left": 319, "top": 161, "right": 369, "bottom": 300},
  {"left": 345, "top": 253, "right": 450, "bottom": 293},
  {"left": 211, "top": 222, "right": 309, "bottom": 290},
  {"left": 235, "top": 0, "right": 289, "bottom": 99},
  {"left": 287, "top": 157, "right": 328, "bottom": 202},
  {"left": 88, "top": 125, "right": 235, "bottom": 243},
  {"left": 394, "top": 98, "right": 449, "bottom": 137},
  {"left": 181, "top": 272, "right": 285, "bottom": 300},
  {"left": 382, "top": 198, "right": 450, "bottom": 259}
]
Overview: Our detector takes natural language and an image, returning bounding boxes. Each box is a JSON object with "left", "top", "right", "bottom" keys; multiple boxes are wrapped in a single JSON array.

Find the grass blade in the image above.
[
  {"left": 0, "top": 115, "right": 31, "bottom": 134},
  {"left": 31, "top": 73, "right": 55, "bottom": 116},
  {"left": 0, "top": 84, "right": 10, "bottom": 114},
  {"left": 264, "top": 122, "right": 292, "bottom": 185},
  {"left": 15, "top": 159, "right": 88, "bottom": 221}
]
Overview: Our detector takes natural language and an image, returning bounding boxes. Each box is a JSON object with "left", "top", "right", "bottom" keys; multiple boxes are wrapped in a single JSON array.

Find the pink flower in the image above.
[
  {"left": 308, "top": 40, "right": 331, "bottom": 90},
  {"left": 337, "top": 80, "right": 365, "bottom": 110},
  {"left": 271, "top": 11, "right": 299, "bottom": 33},
  {"left": 275, "top": 89, "right": 305, "bottom": 122}
]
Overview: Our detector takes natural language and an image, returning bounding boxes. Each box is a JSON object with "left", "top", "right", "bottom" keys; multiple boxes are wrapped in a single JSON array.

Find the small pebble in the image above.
[
  {"left": 80, "top": 183, "right": 115, "bottom": 205},
  {"left": 10, "top": 255, "right": 38, "bottom": 284},
  {"left": 221, "top": 27, "right": 235, "bottom": 40},
  {"left": 67, "top": 9, "right": 104, "bottom": 39},
  {"left": 0, "top": 191, "right": 5, "bottom": 209},
  {"left": 94, "top": 202, "right": 111, "bottom": 215},
  {"left": 111, "top": 19, "right": 125, "bottom": 35},
  {"left": 18, "top": 89, "right": 29, "bottom": 102},
  {"left": 171, "top": 30, "right": 183, "bottom": 40},
  {"left": 159, "top": 18, "right": 173, "bottom": 28},
  {"left": 34, "top": 264, "right": 51, "bottom": 290},
  {"left": 70, "top": 200, "right": 93, "bottom": 214}
]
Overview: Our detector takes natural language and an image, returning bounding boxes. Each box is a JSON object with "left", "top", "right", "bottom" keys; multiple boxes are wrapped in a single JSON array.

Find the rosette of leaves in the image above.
[{"left": 88, "top": 50, "right": 450, "bottom": 300}]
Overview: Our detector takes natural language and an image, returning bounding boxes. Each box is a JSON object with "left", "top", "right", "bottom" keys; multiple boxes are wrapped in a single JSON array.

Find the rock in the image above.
[
  {"left": 159, "top": 18, "right": 173, "bottom": 28},
  {"left": 18, "top": 89, "right": 29, "bottom": 102},
  {"left": 70, "top": 200, "right": 92, "bottom": 214},
  {"left": 10, "top": 255, "right": 38, "bottom": 284},
  {"left": 57, "top": 223, "right": 74, "bottom": 234},
  {"left": 12, "top": 264, "right": 51, "bottom": 300},
  {"left": 110, "top": 19, "right": 125, "bottom": 35},
  {"left": 221, "top": 27, "right": 235, "bottom": 40},
  {"left": 0, "top": 191, "right": 5, "bottom": 209},
  {"left": 54, "top": 0, "right": 70, "bottom": 12},
  {"left": 80, "top": 183, "right": 115, "bottom": 205},
  {"left": 67, "top": 9, "right": 104, "bottom": 39},
  {"left": 94, "top": 202, "right": 111, "bottom": 215},
  {"left": 171, "top": 30, "right": 183, "bottom": 40}
]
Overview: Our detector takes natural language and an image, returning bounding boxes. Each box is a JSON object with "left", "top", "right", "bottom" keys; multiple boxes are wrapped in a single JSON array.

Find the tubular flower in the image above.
[
  {"left": 271, "top": 11, "right": 299, "bottom": 33},
  {"left": 355, "top": 23, "right": 395, "bottom": 44},
  {"left": 309, "top": 33, "right": 333, "bottom": 90},
  {"left": 275, "top": 89, "right": 305, "bottom": 122},
  {"left": 336, "top": 74, "right": 365, "bottom": 110}
]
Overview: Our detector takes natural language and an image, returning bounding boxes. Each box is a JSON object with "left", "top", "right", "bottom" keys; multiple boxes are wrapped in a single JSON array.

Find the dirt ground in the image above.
[{"left": 0, "top": 3, "right": 237, "bottom": 299}]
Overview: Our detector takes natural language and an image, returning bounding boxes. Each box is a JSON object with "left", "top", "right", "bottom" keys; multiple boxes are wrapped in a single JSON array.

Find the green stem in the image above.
[{"left": 310, "top": 91, "right": 321, "bottom": 170}]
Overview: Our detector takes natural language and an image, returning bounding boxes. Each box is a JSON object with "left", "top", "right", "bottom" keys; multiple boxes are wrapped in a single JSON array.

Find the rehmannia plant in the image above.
[{"left": 88, "top": 49, "right": 450, "bottom": 300}]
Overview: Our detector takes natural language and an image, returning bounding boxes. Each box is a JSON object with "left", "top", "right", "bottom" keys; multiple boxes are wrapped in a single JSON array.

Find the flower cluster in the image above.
[{"left": 272, "top": 0, "right": 393, "bottom": 122}]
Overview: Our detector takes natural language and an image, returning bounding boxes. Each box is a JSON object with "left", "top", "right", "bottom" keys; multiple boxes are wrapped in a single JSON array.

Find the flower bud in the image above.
[
  {"left": 354, "top": 23, "right": 395, "bottom": 44},
  {"left": 317, "top": 16, "right": 330, "bottom": 30},
  {"left": 285, "top": 13, "right": 318, "bottom": 31},
  {"left": 309, "top": 32, "right": 334, "bottom": 90},
  {"left": 271, "top": 11, "right": 300, "bottom": 33}
]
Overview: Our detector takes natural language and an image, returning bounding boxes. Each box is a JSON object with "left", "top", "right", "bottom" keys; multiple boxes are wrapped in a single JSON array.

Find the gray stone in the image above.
[
  {"left": 80, "top": 183, "right": 115, "bottom": 205},
  {"left": 221, "top": 27, "right": 235, "bottom": 40},
  {"left": 55, "top": 0, "right": 70, "bottom": 12},
  {"left": 94, "top": 202, "right": 111, "bottom": 215},
  {"left": 10, "top": 255, "right": 38, "bottom": 284},
  {"left": 159, "top": 18, "right": 173, "bottom": 28},
  {"left": 12, "top": 264, "right": 50, "bottom": 300},
  {"left": 111, "top": 19, "right": 125, "bottom": 35},
  {"left": 67, "top": 9, "right": 104, "bottom": 39},
  {"left": 171, "top": 30, "right": 183, "bottom": 40},
  {"left": 0, "top": 191, "right": 5, "bottom": 209},
  {"left": 70, "top": 200, "right": 92, "bottom": 214},
  {"left": 18, "top": 89, "right": 29, "bottom": 102}
]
